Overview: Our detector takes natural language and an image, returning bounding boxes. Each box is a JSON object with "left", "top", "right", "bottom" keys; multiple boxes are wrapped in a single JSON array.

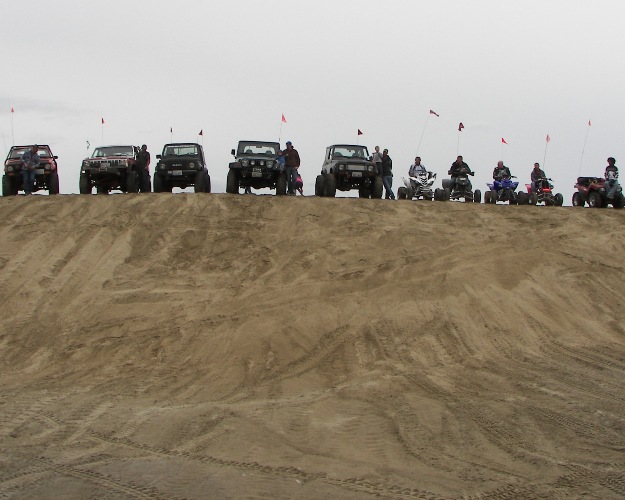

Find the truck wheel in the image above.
[
  {"left": 588, "top": 191, "right": 602, "bottom": 208},
  {"left": 48, "top": 172, "right": 60, "bottom": 194},
  {"left": 276, "top": 172, "right": 287, "bottom": 195},
  {"left": 572, "top": 192, "right": 583, "bottom": 207},
  {"left": 153, "top": 174, "right": 165, "bottom": 193},
  {"left": 79, "top": 174, "right": 91, "bottom": 194},
  {"left": 194, "top": 170, "right": 207, "bottom": 193},
  {"left": 371, "top": 176, "right": 383, "bottom": 199},
  {"left": 554, "top": 193, "right": 564, "bottom": 207},
  {"left": 313, "top": 175, "right": 324, "bottom": 197},
  {"left": 126, "top": 170, "right": 138, "bottom": 193},
  {"left": 205, "top": 173, "right": 211, "bottom": 193},
  {"left": 226, "top": 170, "right": 239, "bottom": 194},
  {"left": 2, "top": 175, "right": 16, "bottom": 196},
  {"left": 358, "top": 184, "right": 370, "bottom": 198},
  {"left": 324, "top": 173, "right": 337, "bottom": 197},
  {"left": 96, "top": 185, "right": 109, "bottom": 195}
]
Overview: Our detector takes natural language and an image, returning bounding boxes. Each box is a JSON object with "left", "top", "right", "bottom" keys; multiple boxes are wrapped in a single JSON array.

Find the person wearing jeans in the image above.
[
  {"left": 381, "top": 148, "right": 395, "bottom": 200},
  {"left": 21, "top": 145, "right": 40, "bottom": 195},
  {"left": 283, "top": 141, "right": 300, "bottom": 195}
]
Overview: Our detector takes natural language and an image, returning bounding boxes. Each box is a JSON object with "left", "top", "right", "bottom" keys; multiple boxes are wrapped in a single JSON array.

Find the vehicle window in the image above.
[
  {"left": 331, "top": 146, "right": 369, "bottom": 159},
  {"left": 93, "top": 146, "right": 134, "bottom": 157},
  {"left": 237, "top": 143, "right": 279, "bottom": 156},
  {"left": 164, "top": 145, "right": 199, "bottom": 156}
]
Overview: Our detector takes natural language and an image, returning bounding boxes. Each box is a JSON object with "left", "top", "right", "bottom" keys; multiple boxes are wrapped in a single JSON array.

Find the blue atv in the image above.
[{"left": 485, "top": 176, "right": 520, "bottom": 204}]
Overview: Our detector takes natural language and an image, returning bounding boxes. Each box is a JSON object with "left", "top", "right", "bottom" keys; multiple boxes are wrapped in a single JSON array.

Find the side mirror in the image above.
[
  {"left": 53, "top": 156, "right": 59, "bottom": 159},
  {"left": 231, "top": 149, "right": 236, "bottom": 156},
  {"left": 156, "top": 154, "right": 162, "bottom": 159}
]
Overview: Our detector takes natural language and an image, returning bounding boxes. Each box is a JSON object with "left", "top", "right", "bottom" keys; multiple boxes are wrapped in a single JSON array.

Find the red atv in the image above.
[
  {"left": 572, "top": 176, "right": 624, "bottom": 208},
  {"left": 519, "top": 177, "right": 563, "bottom": 206}
]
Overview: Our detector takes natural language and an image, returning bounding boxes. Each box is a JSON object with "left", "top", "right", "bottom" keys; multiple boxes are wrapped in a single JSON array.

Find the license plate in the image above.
[
  {"left": 36, "top": 169, "right": 45, "bottom": 175},
  {"left": 171, "top": 170, "right": 182, "bottom": 176},
  {"left": 252, "top": 172, "right": 262, "bottom": 177},
  {"left": 352, "top": 172, "right": 362, "bottom": 178},
  {"left": 99, "top": 167, "right": 108, "bottom": 171}
]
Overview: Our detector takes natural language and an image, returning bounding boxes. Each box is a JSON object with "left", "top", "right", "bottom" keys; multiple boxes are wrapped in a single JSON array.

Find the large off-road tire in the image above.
[
  {"left": 276, "top": 172, "right": 287, "bottom": 195},
  {"left": 554, "top": 193, "right": 564, "bottom": 207},
  {"left": 153, "top": 174, "right": 165, "bottom": 193},
  {"left": 588, "top": 191, "right": 602, "bottom": 208},
  {"left": 358, "top": 184, "right": 370, "bottom": 198},
  {"left": 613, "top": 193, "right": 625, "bottom": 209},
  {"left": 2, "top": 175, "right": 16, "bottom": 196},
  {"left": 194, "top": 170, "right": 207, "bottom": 193},
  {"left": 572, "top": 192, "right": 584, "bottom": 207},
  {"left": 444, "top": 187, "right": 451, "bottom": 200},
  {"left": 96, "top": 185, "right": 109, "bottom": 195},
  {"left": 126, "top": 170, "right": 138, "bottom": 193},
  {"left": 324, "top": 173, "right": 337, "bottom": 197},
  {"left": 473, "top": 189, "right": 481, "bottom": 204},
  {"left": 442, "top": 178, "right": 453, "bottom": 190},
  {"left": 397, "top": 186, "right": 407, "bottom": 200},
  {"left": 226, "top": 169, "right": 239, "bottom": 194},
  {"left": 48, "top": 172, "right": 60, "bottom": 194},
  {"left": 371, "top": 176, "right": 383, "bottom": 199},
  {"left": 314, "top": 174, "right": 325, "bottom": 197},
  {"left": 530, "top": 193, "right": 538, "bottom": 205},
  {"left": 79, "top": 174, "right": 91, "bottom": 194}
]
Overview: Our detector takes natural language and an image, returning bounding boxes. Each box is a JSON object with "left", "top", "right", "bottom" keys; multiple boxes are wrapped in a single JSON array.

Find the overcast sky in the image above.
[{"left": 2, "top": 0, "right": 624, "bottom": 200}]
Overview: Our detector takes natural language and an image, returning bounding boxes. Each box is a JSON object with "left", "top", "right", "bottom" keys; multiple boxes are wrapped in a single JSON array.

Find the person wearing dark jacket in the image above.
[
  {"left": 492, "top": 161, "right": 511, "bottom": 181},
  {"left": 283, "top": 141, "right": 300, "bottom": 195},
  {"left": 136, "top": 144, "right": 151, "bottom": 192},
  {"left": 381, "top": 149, "right": 395, "bottom": 199},
  {"left": 530, "top": 162, "right": 546, "bottom": 193},
  {"left": 448, "top": 155, "right": 472, "bottom": 192},
  {"left": 20, "top": 145, "right": 40, "bottom": 195}
]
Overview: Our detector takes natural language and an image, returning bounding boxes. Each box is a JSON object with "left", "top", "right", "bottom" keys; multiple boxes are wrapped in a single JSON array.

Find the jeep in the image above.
[
  {"left": 79, "top": 145, "right": 140, "bottom": 195},
  {"left": 226, "top": 141, "right": 286, "bottom": 195},
  {"left": 153, "top": 143, "right": 210, "bottom": 193},
  {"left": 315, "top": 144, "right": 382, "bottom": 198},
  {"left": 3, "top": 145, "right": 59, "bottom": 196}
]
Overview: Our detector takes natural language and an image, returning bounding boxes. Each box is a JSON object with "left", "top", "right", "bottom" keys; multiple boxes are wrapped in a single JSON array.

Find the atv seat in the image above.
[{"left": 576, "top": 176, "right": 603, "bottom": 186}]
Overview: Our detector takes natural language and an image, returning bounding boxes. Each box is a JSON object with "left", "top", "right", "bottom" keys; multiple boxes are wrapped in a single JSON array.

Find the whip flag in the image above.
[
  {"left": 458, "top": 122, "right": 464, "bottom": 132},
  {"left": 501, "top": 137, "right": 508, "bottom": 144},
  {"left": 281, "top": 113, "right": 287, "bottom": 123},
  {"left": 429, "top": 110, "right": 439, "bottom": 117}
]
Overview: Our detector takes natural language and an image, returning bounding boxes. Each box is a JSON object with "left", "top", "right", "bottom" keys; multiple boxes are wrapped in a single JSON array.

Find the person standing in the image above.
[
  {"left": 381, "top": 148, "right": 395, "bottom": 200},
  {"left": 283, "top": 141, "right": 300, "bottom": 196},
  {"left": 530, "top": 162, "right": 546, "bottom": 193},
  {"left": 136, "top": 144, "right": 151, "bottom": 192},
  {"left": 371, "top": 145, "right": 383, "bottom": 176},
  {"left": 21, "top": 145, "right": 40, "bottom": 195},
  {"left": 605, "top": 157, "right": 619, "bottom": 199}
]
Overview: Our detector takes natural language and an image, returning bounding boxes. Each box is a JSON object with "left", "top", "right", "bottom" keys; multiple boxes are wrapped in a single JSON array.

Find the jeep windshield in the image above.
[
  {"left": 9, "top": 147, "right": 53, "bottom": 159},
  {"left": 237, "top": 143, "right": 280, "bottom": 156},
  {"left": 163, "top": 145, "right": 199, "bottom": 157},
  {"left": 92, "top": 146, "right": 134, "bottom": 157},
  {"left": 331, "top": 146, "right": 369, "bottom": 159}
]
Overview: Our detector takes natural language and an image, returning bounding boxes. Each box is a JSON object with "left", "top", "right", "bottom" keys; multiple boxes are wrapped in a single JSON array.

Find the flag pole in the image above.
[
  {"left": 456, "top": 131, "right": 461, "bottom": 155},
  {"left": 416, "top": 114, "right": 430, "bottom": 155},
  {"left": 579, "top": 121, "right": 591, "bottom": 175},
  {"left": 278, "top": 120, "right": 283, "bottom": 144},
  {"left": 543, "top": 138, "right": 549, "bottom": 169},
  {"left": 10, "top": 109, "right": 15, "bottom": 146}
]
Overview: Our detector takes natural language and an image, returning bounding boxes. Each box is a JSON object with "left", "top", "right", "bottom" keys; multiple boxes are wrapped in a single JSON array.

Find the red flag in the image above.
[
  {"left": 458, "top": 122, "right": 464, "bottom": 132},
  {"left": 546, "top": 134, "right": 550, "bottom": 143},
  {"left": 588, "top": 119, "right": 592, "bottom": 126},
  {"left": 281, "top": 113, "right": 287, "bottom": 123},
  {"left": 429, "top": 109, "right": 439, "bottom": 117},
  {"left": 198, "top": 129, "right": 203, "bottom": 136},
  {"left": 101, "top": 117, "right": 105, "bottom": 125},
  {"left": 357, "top": 129, "right": 363, "bottom": 136},
  {"left": 501, "top": 137, "right": 508, "bottom": 144},
  {"left": 10, "top": 107, "right": 14, "bottom": 113},
  {"left": 170, "top": 127, "right": 173, "bottom": 133}
]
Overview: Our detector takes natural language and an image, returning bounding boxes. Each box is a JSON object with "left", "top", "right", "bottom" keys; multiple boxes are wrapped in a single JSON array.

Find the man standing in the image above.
[
  {"left": 371, "top": 145, "right": 383, "bottom": 176},
  {"left": 409, "top": 156, "right": 427, "bottom": 177},
  {"left": 283, "top": 141, "right": 300, "bottom": 196},
  {"left": 21, "top": 145, "right": 40, "bottom": 195},
  {"left": 381, "top": 148, "right": 395, "bottom": 200},
  {"left": 530, "top": 162, "right": 546, "bottom": 193},
  {"left": 136, "top": 144, "right": 151, "bottom": 192}
]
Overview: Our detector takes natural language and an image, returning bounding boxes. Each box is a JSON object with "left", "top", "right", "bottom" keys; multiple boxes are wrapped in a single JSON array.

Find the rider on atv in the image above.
[
  {"left": 530, "top": 162, "right": 546, "bottom": 193},
  {"left": 409, "top": 156, "right": 427, "bottom": 178},
  {"left": 492, "top": 161, "right": 511, "bottom": 182},
  {"left": 448, "top": 155, "right": 472, "bottom": 192},
  {"left": 605, "top": 157, "right": 620, "bottom": 200}
]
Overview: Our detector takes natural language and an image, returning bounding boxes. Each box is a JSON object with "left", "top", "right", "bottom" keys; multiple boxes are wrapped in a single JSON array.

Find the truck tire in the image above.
[
  {"left": 48, "top": 172, "right": 60, "bottom": 194},
  {"left": 79, "top": 174, "right": 91, "bottom": 194},
  {"left": 226, "top": 170, "right": 239, "bottom": 194},
  {"left": 194, "top": 170, "right": 207, "bottom": 193},
  {"left": 324, "top": 173, "right": 337, "bottom": 197},
  {"left": 153, "top": 174, "right": 165, "bottom": 193},
  {"left": 371, "top": 176, "right": 383, "bottom": 199},
  {"left": 96, "top": 185, "right": 109, "bottom": 195},
  {"left": 2, "top": 175, "right": 15, "bottom": 196},
  {"left": 126, "top": 170, "right": 138, "bottom": 193},
  {"left": 276, "top": 172, "right": 287, "bottom": 195},
  {"left": 315, "top": 175, "right": 325, "bottom": 197}
]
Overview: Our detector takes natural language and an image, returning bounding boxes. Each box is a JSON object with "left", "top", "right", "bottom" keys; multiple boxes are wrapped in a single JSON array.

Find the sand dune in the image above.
[{"left": 1, "top": 193, "right": 624, "bottom": 499}]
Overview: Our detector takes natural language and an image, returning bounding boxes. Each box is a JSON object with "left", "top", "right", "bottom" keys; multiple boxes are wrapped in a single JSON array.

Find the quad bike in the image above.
[
  {"left": 435, "top": 166, "right": 481, "bottom": 203},
  {"left": 572, "top": 176, "right": 624, "bottom": 208},
  {"left": 397, "top": 171, "right": 437, "bottom": 200},
  {"left": 519, "top": 177, "right": 563, "bottom": 206},
  {"left": 485, "top": 176, "right": 520, "bottom": 204}
]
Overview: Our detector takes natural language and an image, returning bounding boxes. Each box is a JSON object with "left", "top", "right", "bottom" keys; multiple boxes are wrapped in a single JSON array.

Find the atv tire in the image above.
[
  {"left": 397, "top": 186, "right": 407, "bottom": 200},
  {"left": 588, "top": 191, "right": 602, "bottom": 208},
  {"left": 473, "top": 189, "right": 481, "bottom": 204},
  {"left": 517, "top": 192, "right": 528, "bottom": 205},
  {"left": 554, "top": 193, "right": 564, "bottom": 207},
  {"left": 613, "top": 193, "right": 625, "bottom": 209},
  {"left": 442, "top": 179, "right": 453, "bottom": 190},
  {"left": 444, "top": 187, "right": 451, "bottom": 200},
  {"left": 572, "top": 192, "right": 583, "bottom": 207}
]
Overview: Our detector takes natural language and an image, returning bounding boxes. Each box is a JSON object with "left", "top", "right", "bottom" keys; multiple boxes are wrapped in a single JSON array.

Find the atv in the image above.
[
  {"left": 435, "top": 166, "right": 481, "bottom": 203},
  {"left": 485, "top": 176, "right": 519, "bottom": 204},
  {"left": 397, "top": 171, "right": 437, "bottom": 201},
  {"left": 519, "top": 177, "right": 563, "bottom": 206},
  {"left": 572, "top": 176, "right": 624, "bottom": 208}
]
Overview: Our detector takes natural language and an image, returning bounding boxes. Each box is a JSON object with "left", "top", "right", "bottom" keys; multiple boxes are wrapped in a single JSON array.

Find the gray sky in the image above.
[{"left": 3, "top": 0, "right": 624, "bottom": 200}]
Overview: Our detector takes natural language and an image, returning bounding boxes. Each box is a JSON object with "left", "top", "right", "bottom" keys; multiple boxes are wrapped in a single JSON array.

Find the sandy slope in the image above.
[{"left": 1, "top": 193, "right": 624, "bottom": 499}]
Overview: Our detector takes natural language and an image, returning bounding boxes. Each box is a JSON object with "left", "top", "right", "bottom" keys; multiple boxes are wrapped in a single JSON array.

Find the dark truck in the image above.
[
  {"left": 315, "top": 144, "right": 382, "bottom": 198},
  {"left": 153, "top": 143, "right": 210, "bottom": 193},
  {"left": 79, "top": 145, "right": 141, "bottom": 194},
  {"left": 3, "top": 145, "right": 60, "bottom": 196},
  {"left": 226, "top": 141, "right": 286, "bottom": 195}
]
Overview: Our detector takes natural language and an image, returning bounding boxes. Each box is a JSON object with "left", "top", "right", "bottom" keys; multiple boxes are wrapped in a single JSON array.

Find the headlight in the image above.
[
  {"left": 367, "top": 165, "right": 374, "bottom": 172},
  {"left": 241, "top": 160, "right": 249, "bottom": 167},
  {"left": 189, "top": 162, "right": 195, "bottom": 168},
  {"left": 339, "top": 164, "right": 345, "bottom": 171},
  {"left": 82, "top": 161, "right": 88, "bottom": 167},
  {"left": 159, "top": 163, "right": 166, "bottom": 170},
  {"left": 266, "top": 160, "right": 274, "bottom": 168},
  {"left": 7, "top": 166, "right": 14, "bottom": 172},
  {"left": 259, "top": 160, "right": 265, "bottom": 166},
  {"left": 251, "top": 160, "right": 256, "bottom": 166}
]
